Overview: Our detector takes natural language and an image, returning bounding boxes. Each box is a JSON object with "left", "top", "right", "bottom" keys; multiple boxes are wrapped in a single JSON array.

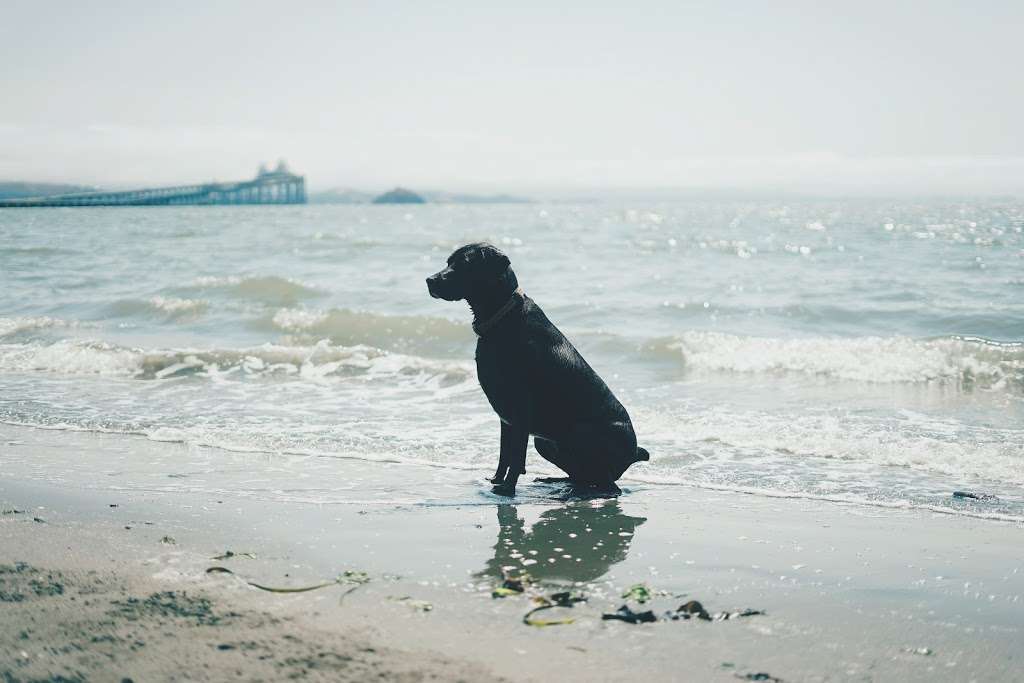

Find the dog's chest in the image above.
[{"left": 475, "top": 340, "right": 525, "bottom": 424}]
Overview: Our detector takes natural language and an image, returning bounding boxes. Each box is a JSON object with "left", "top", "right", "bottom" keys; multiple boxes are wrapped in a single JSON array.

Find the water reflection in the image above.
[{"left": 477, "top": 501, "right": 647, "bottom": 584}]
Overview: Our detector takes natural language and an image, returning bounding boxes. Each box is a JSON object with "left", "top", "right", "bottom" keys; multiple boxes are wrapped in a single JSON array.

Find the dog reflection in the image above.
[{"left": 478, "top": 501, "right": 646, "bottom": 584}]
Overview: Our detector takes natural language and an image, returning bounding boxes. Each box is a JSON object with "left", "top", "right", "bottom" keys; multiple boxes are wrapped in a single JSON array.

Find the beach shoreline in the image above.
[{"left": 3, "top": 424, "right": 1022, "bottom": 682}]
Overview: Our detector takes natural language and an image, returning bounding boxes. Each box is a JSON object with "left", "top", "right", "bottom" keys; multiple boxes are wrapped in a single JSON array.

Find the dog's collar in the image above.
[{"left": 472, "top": 287, "right": 524, "bottom": 337}]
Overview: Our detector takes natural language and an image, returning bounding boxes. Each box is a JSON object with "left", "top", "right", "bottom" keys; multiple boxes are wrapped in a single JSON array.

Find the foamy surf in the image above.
[
  {"left": 108, "top": 296, "right": 210, "bottom": 320},
  {"left": 268, "top": 306, "right": 473, "bottom": 355},
  {"left": 0, "top": 339, "right": 475, "bottom": 384},
  {"left": 0, "top": 316, "right": 81, "bottom": 339},
  {"left": 185, "top": 275, "right": 324, "bottom": 305},
  {"left": 654, "top": 332, "right": 1023, "bottom": 388},
  {"left": 3, "top": 327, "right": 1022, "bottom": 392}
]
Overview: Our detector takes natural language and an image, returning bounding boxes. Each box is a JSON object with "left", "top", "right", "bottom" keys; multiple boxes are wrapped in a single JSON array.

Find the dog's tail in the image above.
[{"left": 636, "top": 446, "right": 650, "bottom": 462}]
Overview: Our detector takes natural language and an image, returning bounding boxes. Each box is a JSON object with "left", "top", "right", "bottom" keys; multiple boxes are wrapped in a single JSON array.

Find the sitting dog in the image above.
[{"left": 426, "top": 243, "right": 649, "bottom": 496}]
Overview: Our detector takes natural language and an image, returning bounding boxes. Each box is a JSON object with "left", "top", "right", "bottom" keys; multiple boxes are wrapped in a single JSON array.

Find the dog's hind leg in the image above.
[
  {"left": 555, "top": 422, "right": 638, "bottom": 488},
  {"left": 534, "top": 436, "right": 559, "bottom": 460},
  {"left": 533, "top": 437, "right": 573, "bottom": 482}
]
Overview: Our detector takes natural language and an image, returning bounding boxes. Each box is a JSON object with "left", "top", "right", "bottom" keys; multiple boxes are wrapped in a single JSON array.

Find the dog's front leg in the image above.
[
  {"left": 489, "top": 420, "right": 514, "bottom": 484},
  {"left": 491, "top": 422, "right": 528, "bottom": 497},
  {"left": 490, "top": 444, "right": 509, "bottom": 485}
]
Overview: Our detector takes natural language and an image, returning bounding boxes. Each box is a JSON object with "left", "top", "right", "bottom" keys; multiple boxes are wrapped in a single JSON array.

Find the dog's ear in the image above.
[{"left": 477, "top": 244, "right": 510, "bottom": 274}]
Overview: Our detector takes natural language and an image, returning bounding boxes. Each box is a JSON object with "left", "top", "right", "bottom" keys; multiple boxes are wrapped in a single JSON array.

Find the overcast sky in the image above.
[{"left": 2, "top": 1, "right": 1022, "bottom": 194}]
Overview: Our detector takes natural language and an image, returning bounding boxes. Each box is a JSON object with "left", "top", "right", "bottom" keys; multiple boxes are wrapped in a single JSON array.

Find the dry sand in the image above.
[{"left": 1, "top": 518, "right": 504, "bottom": 683}]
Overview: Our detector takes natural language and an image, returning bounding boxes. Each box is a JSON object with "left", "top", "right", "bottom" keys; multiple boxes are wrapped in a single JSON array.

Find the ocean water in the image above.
[{"left": 1, "top": 201, "right": 1022, "bottom": 519}]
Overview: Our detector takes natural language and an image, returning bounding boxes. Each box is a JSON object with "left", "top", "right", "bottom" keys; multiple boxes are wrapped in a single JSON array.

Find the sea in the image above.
[{"left": 1, "top": 200, "right": 1022, "bottom": 520}]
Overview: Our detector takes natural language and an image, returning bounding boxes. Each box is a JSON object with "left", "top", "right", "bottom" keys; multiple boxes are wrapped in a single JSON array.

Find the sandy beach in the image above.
[{"left": 3, "top": 424, "right": 1021, "bottom": 682}]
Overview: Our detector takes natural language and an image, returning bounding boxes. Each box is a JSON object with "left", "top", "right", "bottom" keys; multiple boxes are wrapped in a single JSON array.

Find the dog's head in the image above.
[{"left": 426, "top": 243, "right": 512, "bottom": 301}]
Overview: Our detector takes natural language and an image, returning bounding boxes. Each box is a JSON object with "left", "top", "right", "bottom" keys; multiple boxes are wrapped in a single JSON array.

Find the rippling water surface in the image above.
[{"left": 2, "top": 201, "right": 1022, "bottom": 518}]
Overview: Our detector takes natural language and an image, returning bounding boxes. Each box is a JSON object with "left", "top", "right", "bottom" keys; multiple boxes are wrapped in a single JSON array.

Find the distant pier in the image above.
[{"left": 0, "top": 161, "right": 306, "bottom": 207}]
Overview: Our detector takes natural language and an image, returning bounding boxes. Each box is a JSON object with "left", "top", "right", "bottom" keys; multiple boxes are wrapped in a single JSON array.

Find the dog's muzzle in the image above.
[
  {"left": 426, "top": 270, "right": 458, "bottom": 300},
  {"left": 426, "top": 275, "right": 441, "bottom": 298}
]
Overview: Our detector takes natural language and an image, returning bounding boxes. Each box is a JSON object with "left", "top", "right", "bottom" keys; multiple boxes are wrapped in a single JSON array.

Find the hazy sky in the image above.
[{"left": 2, "top": 1, "right": 1022, "bottom": 194}]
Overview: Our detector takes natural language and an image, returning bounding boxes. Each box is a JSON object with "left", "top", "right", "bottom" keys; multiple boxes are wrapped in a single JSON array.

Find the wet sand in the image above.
[{"left": 2, "top": 424, "right": 1023, "bottom": 682}]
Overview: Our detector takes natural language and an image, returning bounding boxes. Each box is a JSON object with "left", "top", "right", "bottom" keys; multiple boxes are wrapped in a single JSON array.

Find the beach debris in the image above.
[
  {"left": 339, "top": 570, "right": 371, "bottom": 585},
  {"left": 602, "top": 604, "right": 658, "bottom": 624},
  {"left": 336, "top": 570, "right": 371, "bottom": 603},
  {"left": 902, "top": 646, "right": 934, "bottom": 656},
  {"left": 673, "top": 599, "right": 711, "bottom": 620},
  {"left": 160, "top": 536, "right": 176, "bottom": 545},
  {"left": 33, "top": 517, "right": 46, "bottom": 524},
  {"left": 952, "top": 491, "right": 998, "bottom": 502},
  {"left": 713, "top": 609, "right": 765, "bottom": 620},
  {"left": 604, "top": 597, "right": 764, "bottom": 624},
  {"left": 211, "top": 550, "right": 257, "bottom": 561},
  {"left": 621, "top": 582, "right": 652, "bottom": 604},
  {"left": 523, "top": 591, "right": 586, "bottom": 627},
  {"left": 737, "top": 673, "right": 783, "bottom": 682},
  {"left": 389, "top": 596, "right": 433, "bottom": 612},
  {"left": 205, "top": 567, "right": 370, "bottom": 598},
  {"left": 487, "top": 570, "right": 586, "bottom": 626},
  {"left": 1, "top": 508, "right": 25, "bottom": 515},
  {"left": 492, "top": 570, "right": 533, "bottom": 598},
  {"left": 109, "top": 504, "right": 118, "bottom": 508}
]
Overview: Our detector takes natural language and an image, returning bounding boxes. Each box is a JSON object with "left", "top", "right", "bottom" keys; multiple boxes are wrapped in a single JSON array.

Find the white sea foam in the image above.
[
  {"left": 271, "top": 307, "right": 328, "bottom": 331},
  {"left": 188, "top": 275, "right": 323, "bottom": 305},
  {"left": 0, "top": 339, "right": 474, "bottom": 385},
  {"left": 664, "top": 332, "right": 1022, "bottom": 386},
  {"left": 268, "top": 306, "right": 472, "bottom": 354},
  {"left": 148, "top": 296, "right": 209, "bottom": 316},
  {"left": 0, "top": 316, "right": 76, "bottom": 338},
  {"left": 0, "top": 340, "right": 139, "bottom": 376},
  {"left": 634, "top": 404, "right": 1024, "bottom": 487}
]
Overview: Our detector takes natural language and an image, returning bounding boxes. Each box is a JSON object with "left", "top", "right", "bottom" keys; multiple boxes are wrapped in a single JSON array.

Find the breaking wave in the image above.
[
  {"left": 186, "top": 275, "right": 324, "bottom": 306},
  {"left": 647, "top": 332, "right": 1023, "bottom": 389},
  {"left": 265, "top": 307, "right": 473, "bottom": 355},
  {"left": 109, "top": 296, "right": 209, "bottom": 320},
  {"left": 2, "top": 318, "right": 1022, "bottom": 391},
  {"left": 0, "top": 316, "right": 80, "bottom": 339},
  {"left": 0, "top": 339, "right": 474, "bottom": 385}
]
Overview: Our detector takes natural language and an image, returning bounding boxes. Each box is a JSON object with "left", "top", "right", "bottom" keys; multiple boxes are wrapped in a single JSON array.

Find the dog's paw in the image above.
[{"left": 490, "top": 483, "right": 516, "bottom": 497}]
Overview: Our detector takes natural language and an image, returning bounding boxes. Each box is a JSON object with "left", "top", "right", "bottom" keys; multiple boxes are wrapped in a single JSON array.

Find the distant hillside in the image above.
[
  {"left": 372, "top": 188, "right": 426, "bottom": 204},
  {"left": 0, "top": 182, "right": 97, "bottom": 201},
  {"left": 310, "top": 187, "right": 531, "bottom": 204}
]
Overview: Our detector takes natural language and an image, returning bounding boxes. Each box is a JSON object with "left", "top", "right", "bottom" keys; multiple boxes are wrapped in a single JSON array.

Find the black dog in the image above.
[{"left": 426, "top": 243, "right": 649, "bottom": 496}]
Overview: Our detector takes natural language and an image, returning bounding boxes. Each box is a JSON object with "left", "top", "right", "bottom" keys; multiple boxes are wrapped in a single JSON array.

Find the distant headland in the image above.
[
  {"left": 372, "top": 187, "right": 425, "bottom": 204},
  {"left": 311, "top": 188, "right": 531, "bottom": 205}
]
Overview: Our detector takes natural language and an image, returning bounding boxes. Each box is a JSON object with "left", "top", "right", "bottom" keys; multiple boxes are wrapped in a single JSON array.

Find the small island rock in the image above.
[{"left": 372, "top": 187, "right": 426, "bottom": 204}]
